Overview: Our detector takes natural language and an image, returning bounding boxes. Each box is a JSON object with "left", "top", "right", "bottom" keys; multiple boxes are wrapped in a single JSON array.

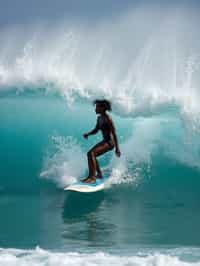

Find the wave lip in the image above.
[{"left": 1, "top": 5, "right": 200, "bottom": 121}]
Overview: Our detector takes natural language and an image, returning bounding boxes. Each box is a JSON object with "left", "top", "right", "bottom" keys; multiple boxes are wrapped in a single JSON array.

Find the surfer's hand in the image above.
[
  {"left": 115, "top": 148, "right": 121, "bottom": 157},
  {"left": 83, "top": 133, "right": 89, "bottom": 139}
]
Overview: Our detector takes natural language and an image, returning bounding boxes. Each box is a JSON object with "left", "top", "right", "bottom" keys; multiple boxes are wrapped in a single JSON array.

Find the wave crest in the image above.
[{"left": 0, "top": 6, "right": 200, "bottom": 121}]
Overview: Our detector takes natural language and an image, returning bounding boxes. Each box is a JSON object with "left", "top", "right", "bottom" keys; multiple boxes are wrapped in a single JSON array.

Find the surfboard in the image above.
[{"left": 64, "top": 175, "right": 109, "bottom": 193}]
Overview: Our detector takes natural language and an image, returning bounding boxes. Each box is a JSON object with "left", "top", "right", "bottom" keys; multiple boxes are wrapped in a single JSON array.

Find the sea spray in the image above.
[
  {"left": 40, "top": 135, "right": 86, "bottom": 187},
  {"left": 0, "top": 6, "right": 200, "bottom": 123}
]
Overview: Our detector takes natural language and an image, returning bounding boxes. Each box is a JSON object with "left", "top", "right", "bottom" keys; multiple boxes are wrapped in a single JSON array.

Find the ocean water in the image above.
[{"left": 1, "top": 5, "right": 200, "bottom": 266}]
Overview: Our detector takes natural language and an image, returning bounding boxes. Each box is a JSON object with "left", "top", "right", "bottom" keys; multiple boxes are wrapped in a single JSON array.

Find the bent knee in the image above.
[{"left": 87, "top": 150, "right": 95, "bottom": 157}]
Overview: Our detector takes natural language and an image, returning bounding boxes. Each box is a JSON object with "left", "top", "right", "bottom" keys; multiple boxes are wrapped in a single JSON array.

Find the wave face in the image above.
[
  {"left": 1, "top": 3, "right": 200, "bottom": 256},
  {"left": 0, "top": 5, "right": 200, "bottom": 190},
  {"left": 0, "top": 92, "right": 200, "bottom": 193}
]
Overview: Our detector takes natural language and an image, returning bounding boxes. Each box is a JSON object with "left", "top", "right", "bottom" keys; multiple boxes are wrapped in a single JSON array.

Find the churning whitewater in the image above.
[{"left": 1, "top": 4, "right": 200, "bottom": 266}]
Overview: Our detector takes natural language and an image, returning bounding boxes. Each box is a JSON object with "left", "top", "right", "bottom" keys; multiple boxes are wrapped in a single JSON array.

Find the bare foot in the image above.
[
  {"left": 82, "top": 177, "right": 89, "bottom": 182},
  {"left": 96, "top": 173, "right": 103, "bottom": 179},
  {"left": 83, "top": 177, "right": 96, "bottom": 183}
]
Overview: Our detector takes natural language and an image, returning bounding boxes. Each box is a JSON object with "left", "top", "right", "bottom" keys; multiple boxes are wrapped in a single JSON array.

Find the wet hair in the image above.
[{"left": 93, "top": 99, "right": 112, "bottom": 112}]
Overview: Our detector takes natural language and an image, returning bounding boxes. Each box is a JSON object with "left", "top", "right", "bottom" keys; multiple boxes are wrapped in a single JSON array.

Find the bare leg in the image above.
[
  {"left": 95, "top": 158, "right": 103, "bottom": 178},
  {"left": 84, "top": 142, "right": 113, "bottom": 183},
  {"left": 87, "top": 150, "right": 97, "bottom": 178}
]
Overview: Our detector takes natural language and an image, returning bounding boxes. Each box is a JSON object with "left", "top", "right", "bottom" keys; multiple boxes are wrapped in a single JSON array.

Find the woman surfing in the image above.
[{"left": 83, "top": 99, "right": 121, "bottom": 183}]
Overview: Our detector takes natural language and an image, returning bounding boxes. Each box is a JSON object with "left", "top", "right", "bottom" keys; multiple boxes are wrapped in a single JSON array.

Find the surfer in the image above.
[{"left": 83, "top": 99, "right": 121, "bottom": 183}]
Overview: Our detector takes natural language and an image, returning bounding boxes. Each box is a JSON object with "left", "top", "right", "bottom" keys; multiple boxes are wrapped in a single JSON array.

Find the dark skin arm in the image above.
[
  {"left": 83, "top": 120, "right": 99, "bottom": 139},
  {"left": 107, "top": 116, "right": 121, "bottom": 157}
]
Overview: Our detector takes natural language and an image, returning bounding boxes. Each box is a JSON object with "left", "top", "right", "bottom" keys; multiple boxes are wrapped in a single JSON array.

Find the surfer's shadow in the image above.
[{"left": 62, "top": 191, "right": 105, "bottom": 223}]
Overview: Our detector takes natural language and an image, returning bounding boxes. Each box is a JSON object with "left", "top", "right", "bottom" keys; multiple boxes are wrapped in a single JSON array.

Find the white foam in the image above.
[
  {"left": 0, "top": 6, "right": 200, "bottom": 122},
  {"left": 106, "top": 116, "right": 162, "bottom": 186},
  {"left": 0, "top": 247, "right": 200, "bottom": 266},
  {"left": 2, "top": 5, "right": 200, "bottom": 187},
  {"left": 40, "top": 136, "right": 86, "bottom": 187}
]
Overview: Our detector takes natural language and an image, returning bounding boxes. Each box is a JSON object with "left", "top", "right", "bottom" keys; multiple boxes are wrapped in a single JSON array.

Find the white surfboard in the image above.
[{"left": 64, "top": 176, "right": 109, "bottom": 193}]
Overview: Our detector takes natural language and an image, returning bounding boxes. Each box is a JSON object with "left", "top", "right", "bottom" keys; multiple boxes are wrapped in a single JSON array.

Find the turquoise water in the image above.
[
  {"left": 0, "top": 93, "right": 200, "bottom": 265},
  {"left": 1, "top": 3, "right": 200, "bottom": 264}
]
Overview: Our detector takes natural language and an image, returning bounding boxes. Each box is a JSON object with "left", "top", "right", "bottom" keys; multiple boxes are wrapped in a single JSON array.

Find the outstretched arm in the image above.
[
  {"left": 83, "top": 120, "right": 99, "bottom": 139},
  {"left": 108, "top": 117, "right": 121, "bottom": 157}
]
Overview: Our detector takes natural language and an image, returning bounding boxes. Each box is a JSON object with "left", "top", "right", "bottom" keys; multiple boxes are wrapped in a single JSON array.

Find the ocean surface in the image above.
[{"left": 1, "top": 5, "right": 200, "bottom": 265}]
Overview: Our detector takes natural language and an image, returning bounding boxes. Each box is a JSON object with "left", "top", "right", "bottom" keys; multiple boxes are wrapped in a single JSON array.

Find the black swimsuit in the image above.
[{"left": 98, "top": 115, "right": 114, "bottom": 149}]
